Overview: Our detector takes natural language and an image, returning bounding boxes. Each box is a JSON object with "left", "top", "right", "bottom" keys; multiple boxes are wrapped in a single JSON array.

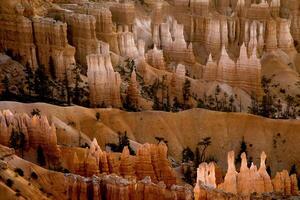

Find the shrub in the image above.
[
  {"left": 30, "top": 172, "right": 38, "bottom": 180},
  {"left": 182, "top": 147, "right": 194, "bottom": 163},
  {"left": 37, "top": 146, "right": 46, "bottom": 166},
  {"left": 6, "top": 179, "right": 13, "bottom": 187},
  {"left": 96, "top": 112, "right": 100, "bottom": 121},
  {"left": 15, "top": 189, "right": 21, "bottom": 197},
  {"left": 31, "top": 108, "right": 41, "bottom": 117},
  {"left": 14, "top": 168, "right": 24, "bottom": 177}
]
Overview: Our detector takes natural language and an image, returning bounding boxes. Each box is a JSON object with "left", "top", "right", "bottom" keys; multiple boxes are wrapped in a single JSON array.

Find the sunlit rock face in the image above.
[
  {"left": 194, "top": 151, "right": 299, "bottom": 199},
  {"left": 87, "top": 53, "right": 122, "bottom": 108},
  {"left": 71, "top": 139, "right": 177, "bottom": 187}
]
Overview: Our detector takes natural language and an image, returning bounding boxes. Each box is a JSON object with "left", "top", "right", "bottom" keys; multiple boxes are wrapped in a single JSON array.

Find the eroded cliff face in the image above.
[
  {"left": 194, "top": 151, "right": 299, "bottom": 200},
  {"left": 0, "top": 2, "right": 75, "bottom": 80},
  {"left": 87, "top": 53, "right": 122, "bottom": 108}
]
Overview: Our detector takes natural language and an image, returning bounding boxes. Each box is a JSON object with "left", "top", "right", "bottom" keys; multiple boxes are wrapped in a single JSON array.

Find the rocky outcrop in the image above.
[
  {"left": 87, "top": 54, "right": 122, "bottom": 108},
  {"left": 0, "top": 143, "right": 192, "bottom": 200},
  {"left": 70, "top": 140, "right": 177, "bottom": 187},
  {"left": 0, "top": 110, "right": 61, "bottom": 165},
  {"left": 194, "top": 151, "right": 299, "bottom": 199}
]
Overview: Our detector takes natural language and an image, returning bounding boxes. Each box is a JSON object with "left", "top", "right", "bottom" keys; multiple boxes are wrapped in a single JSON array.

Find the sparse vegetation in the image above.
[
  {"left": 106, "top": 131, "right": 135, "bottom": 155},
  {"left": 181, "top": 137, "right": 214, "bottom": 184},
  {"left": 197, "top": 86, "right": 237, "bottom": 112},
  {"left": 249, "top": 75, "right": 299, "bottom": 119}
]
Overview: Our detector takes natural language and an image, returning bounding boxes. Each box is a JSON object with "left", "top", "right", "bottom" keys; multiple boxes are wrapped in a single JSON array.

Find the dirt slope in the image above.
[{"left": 0, "top": 101, "right": 299, "bottom": 174}]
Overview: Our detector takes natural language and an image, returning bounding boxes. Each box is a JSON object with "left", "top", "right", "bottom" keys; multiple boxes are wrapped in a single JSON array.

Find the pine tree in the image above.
[
  {"left": 24, "top": 62, "right": 35, "bottom": 96},
  {"left": 72, "top": 66, "right": 83, "bottom": 105},
  {"left": 182, "top": 147, "right": 194, "bottom": 163},
  {"left": 34, "top": 65, "right": 50, "bottom": 100},
  {"left": 37, "top": 146, "right": 46, "bottom": 166},
  {"left": 1, "top": 75, "right": 10, "bottom": 98},
  {"left": 235, "top": 137, "right": 247, "bottom": 166},
  {"left": 195, "top": 147, "right": 200, "bottom": 167},
  {"left": 183, "top": 166, "right": 193, "bottom": 185},
  {"left": 63, "top": 71, "right": 71, "bottom": 105},
  {"left": 9, "top": 130, "right": 26, "bottom": 158},
  {"left": 198, "top": 137, "right": 212, "bottom": 163},
  {"left": 183, "top": 79, "right": 191, "bottom": 108},
  {"left": 49, "top": 56, "right": 56, "bottom": 80}
]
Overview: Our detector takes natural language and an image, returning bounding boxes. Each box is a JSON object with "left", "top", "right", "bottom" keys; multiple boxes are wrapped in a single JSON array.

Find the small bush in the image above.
[
  {"left": 16, "top": 190, "right": 21, "bottom": 197},
  {"left": 14, "top": 168, "right": 24, "bottom": 177},
  {"left": 31, "top": 108, "right": 41, "bottom": 117},
  {"left": 30, "top": 172, "right": 38, "bottom": 180},
  {"left": 96, "top": 112, "right": 100, "bottom": 121},
  {"left": 6, "top": 179, "right": 13, "bottom": 187}
]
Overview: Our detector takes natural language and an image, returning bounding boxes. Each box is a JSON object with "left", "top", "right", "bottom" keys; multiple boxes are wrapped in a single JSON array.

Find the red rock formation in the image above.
[
  {"left": 119, "top": 147, "right": 135, "bottom": 178},
  {"left": 0, "top": 110, "right": 61, "bottom": 165},
  {"left": 195, "top": 151, "right": 299, "bottom": 199}
]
